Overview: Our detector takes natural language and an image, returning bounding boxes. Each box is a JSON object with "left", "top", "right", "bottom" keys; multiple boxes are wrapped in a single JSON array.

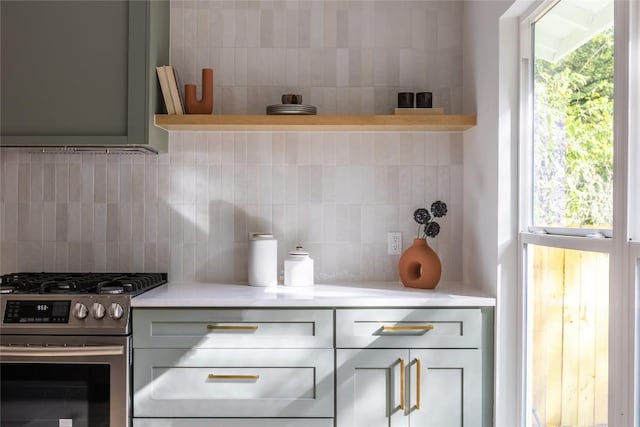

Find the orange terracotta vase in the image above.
[
  {"left": 398, "top": 238, "right": 442, "bottom": 289},
  {"left": 185, "top": 68, "right": 214, "bottom": 114}
]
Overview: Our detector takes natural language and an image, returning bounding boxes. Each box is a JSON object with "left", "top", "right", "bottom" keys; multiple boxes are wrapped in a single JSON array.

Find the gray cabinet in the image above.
[
  {"left": 134, "top": 347, "right": 334, "bottom": 418},
  {"left": 336, "top": 349, "right": 480, "bottom": 427},
  {"left": 336, "top": 308, "right": 481, "bottom": 349},
  {"left": 132, "top": 306, "right": 491, "bottom": 426},
  {"left": 0, "top": 0, "right": 168, "bottom": 153},
  {"left": 132, "top": 308, "right": 333, "bottom": 349},
  {"left": 336, "top": 308, "right": 483, "bottom": 427},
  {"left": 336, "top": 349, "right": 408, "bottom": 427},
  {"left": 408, "top": 349, "right": 481, "bottom": 426},
  {"left": 132, "top": 308, "right": 335, "bottom": 426}
]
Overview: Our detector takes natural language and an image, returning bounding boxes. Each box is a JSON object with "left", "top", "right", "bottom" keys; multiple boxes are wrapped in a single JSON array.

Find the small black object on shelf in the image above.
[
  {"left": 266, "top": 104, "right": 317, "bottom": 115},
  {"left": 416, "top": 92, "right": 433, "bottom": 108},
  {"left": 397, "top": 92, "right": 414, "bottom": 108}
]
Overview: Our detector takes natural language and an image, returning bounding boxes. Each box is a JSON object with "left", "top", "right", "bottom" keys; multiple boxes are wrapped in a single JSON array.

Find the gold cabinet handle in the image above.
[
  {"left": 383, "top": 325, "right": 434, "bottom": 332},
  {"left": 415, "top": 358, "right": 421, "bottom": 410},
  {"left": 206, "top": 325, "right": 259, "bottom": 331},
  {"left": 399, "top": 358, "right": 406, "bottom": 410},
  {"left": 207, "top": 374, "right": 260, "bottom": 380}
]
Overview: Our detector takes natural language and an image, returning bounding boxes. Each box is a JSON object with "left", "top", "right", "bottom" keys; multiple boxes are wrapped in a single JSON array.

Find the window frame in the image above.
[
  {"left": 517, "top": 1, "right": 637, "bottom": 426},
  {"left": 633, "top": 242, "right": 640, "bottom": 420}
]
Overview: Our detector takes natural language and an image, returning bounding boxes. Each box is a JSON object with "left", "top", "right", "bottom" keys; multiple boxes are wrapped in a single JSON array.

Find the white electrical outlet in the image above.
[{"left": 387, "top": 232, "right": 402, "bottom": 255}]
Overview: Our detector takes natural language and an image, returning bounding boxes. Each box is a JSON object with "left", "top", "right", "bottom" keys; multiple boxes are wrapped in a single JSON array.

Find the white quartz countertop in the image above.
[{"left": 132, "top": 281, "right": 496, "bottom": 308}]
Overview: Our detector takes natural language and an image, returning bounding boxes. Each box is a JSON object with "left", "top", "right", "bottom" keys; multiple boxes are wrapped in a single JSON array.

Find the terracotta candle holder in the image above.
[{"left": 185, "top": 68, "right": 214, "bottom": 114}]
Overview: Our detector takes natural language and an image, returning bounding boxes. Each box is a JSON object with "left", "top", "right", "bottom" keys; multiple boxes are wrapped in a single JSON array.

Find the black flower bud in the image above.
[
  {"left": 425, "top": 222, "right": 440, "bottom": 237},
  {"left": 413, "top": 208, "right": 431, "bottom": 225},
  {"left": 431, "top": 201, "right": 448, "bottom": 218}
]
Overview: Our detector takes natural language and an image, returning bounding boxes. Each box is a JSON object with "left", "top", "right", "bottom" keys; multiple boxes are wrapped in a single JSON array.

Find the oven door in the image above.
[{"left": 0, "top": 335, "right": 130, "bottom": 427}]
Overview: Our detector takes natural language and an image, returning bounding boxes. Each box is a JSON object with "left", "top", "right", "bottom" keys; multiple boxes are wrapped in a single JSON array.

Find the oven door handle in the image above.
[{"left": 0, "top": 345, "right": 125, "bottom": 357}]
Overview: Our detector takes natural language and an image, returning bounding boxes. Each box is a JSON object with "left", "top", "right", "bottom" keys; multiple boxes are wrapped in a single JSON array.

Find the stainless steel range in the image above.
[{"left": 0, "top": 272, "right": 168, "bottom": 427}]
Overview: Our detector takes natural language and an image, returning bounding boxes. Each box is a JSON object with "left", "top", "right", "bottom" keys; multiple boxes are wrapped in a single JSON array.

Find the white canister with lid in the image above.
[
  {"left": 284, "top": 246, "right": 314, "bottom": 287},
  {"left": 248, "top": 233, "right": 278, "bottom": 287}
]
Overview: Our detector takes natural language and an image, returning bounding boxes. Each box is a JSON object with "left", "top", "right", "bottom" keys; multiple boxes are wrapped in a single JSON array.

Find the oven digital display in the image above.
[{"left": 3, "top": 301, "right": 71, "bottom": 323}]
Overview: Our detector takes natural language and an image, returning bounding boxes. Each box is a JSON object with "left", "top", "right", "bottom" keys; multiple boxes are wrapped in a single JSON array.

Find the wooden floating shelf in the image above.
[{"left": 154, "top": 114, "right": 477, "bottom": 131}]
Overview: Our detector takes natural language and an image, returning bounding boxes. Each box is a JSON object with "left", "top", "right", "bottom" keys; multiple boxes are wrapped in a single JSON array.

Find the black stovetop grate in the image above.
[{"left": 0, "top": 273, "right": 168, "bottom": 296}]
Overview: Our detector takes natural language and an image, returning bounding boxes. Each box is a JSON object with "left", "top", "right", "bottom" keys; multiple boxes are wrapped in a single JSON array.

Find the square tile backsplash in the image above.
[
  {"left": 1, "top": 132, "right": 463, "bottom": 282},
  {"left": 0, "top": 0, "right": 465, "bottom": 283}
]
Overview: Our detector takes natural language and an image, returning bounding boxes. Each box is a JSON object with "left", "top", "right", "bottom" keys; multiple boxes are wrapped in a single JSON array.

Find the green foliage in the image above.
[{"left": 533, "top": 28, "right": 613, "bottom": 228}]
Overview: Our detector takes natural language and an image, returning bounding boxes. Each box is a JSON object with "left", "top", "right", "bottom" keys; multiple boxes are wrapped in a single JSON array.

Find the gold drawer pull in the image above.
[
  {"left": 383, "top": 325, "right": 434, "bottom": 332},
  {"left": 415, "top": 358, "right": 422, "bottom": 410},
  {"left": 399, "top": 358, "right": 406, "bottom": 410},
  {"left": 208, "top": 374, "right": 260, "bottom": 380},
  {"left": 207, "top": 325, "right": 259, "bottom": 331}
]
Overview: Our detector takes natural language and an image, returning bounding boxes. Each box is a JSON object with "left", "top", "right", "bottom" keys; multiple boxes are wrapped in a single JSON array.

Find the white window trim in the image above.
[
  {"left": 517, "top": 1, "right": 637, "bottom": 426},
  {"left": 632, "top": 241, "right": 640, "bottom": 425},
  {"left": 521, "top": 231, "right": 612, "bottom": 252},
  {"left": 629, "top": 0, "right": 640, "bottom": 416},
  {"left": 610, "top": 2, "right": 635, "bottom": 425},
  {"left": 629, "top": 242, "right": 640, "bottom": 426},
  {"left": 630, "top": 0, "right": 640, "bottom": 243}
]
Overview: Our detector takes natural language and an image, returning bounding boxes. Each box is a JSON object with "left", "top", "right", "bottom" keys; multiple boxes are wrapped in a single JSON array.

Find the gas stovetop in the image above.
[
  {"left": 0, "top": 272, "right": 167, "bottom": 296},
  {"left": 0, "top": 273, "right": 167, "bottom": 335}
]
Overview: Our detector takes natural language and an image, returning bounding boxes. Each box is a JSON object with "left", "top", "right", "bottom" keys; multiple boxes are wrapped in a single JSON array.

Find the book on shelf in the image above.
[
  {"left": 156, "top": 66, "right": 175, "bottom": 114},
  {"left": 156, "top": 65, "right": 184, "bottom": 115},
  {"left": 165, "top": 65, "right": 184, "bottom": 115}
]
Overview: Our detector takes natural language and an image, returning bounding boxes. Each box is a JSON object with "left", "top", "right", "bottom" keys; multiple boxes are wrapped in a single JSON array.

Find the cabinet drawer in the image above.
[
  {"left": 133, "top": 348, "right": 334, "bottom": 418},
  {"left": 336, "top": 308, "right": 481, "bottom": 348},
  {"left": 133, "top": 419, "right": 334, "bottom": 427},
  {"left": 133, "top": 308, "right": 333, "bottom": 348}
]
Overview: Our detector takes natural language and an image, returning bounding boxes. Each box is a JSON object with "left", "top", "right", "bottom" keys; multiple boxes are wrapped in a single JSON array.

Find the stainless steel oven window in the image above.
[{"left": 1, "top": 363, "right": 110, "bottom": 426}]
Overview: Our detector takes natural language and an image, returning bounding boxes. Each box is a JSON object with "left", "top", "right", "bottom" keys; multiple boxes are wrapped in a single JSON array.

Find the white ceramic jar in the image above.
[
  {"left": 284, "top": 246, "right": 314, "bottom": 287},
  {"left": 247, "top": 233, "right": 277, "bottom": 287}
]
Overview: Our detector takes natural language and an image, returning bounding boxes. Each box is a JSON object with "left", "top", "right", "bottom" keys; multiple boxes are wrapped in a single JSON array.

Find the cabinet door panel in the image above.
[
  {"left": 150, "top": 367, "right": 314, "bottom": 400},
  {"left": 1, "top": 1, "right": 129, "bottom": 137},
  {"left": 336, "top": 349, "right": 409, "bottom": 427},
  {"left": 134, "top": 348, "right": 334, "bottom": 418},
  {"left": 408, "top": 349, "right": 481, "bottom": 427},
  {"left": 0, "top": 0, "right": 168, "bottom": 151},
  {"left": 336, "top": 309, "right": 481, "bottom": 349},
  {"left": 133, "top": 308, "right": 333, "bottom": 349}
]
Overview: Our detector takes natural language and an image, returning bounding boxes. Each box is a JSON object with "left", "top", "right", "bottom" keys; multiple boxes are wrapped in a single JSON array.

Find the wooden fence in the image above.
[{"left": 531, "top": 245, "right": 609, "bottom": 427}]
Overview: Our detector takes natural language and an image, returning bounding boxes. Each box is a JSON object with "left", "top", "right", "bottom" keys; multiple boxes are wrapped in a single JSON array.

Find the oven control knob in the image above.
[
  {"left": 109, "top": 303, "right": 124, "bottom": 320},
  {"left": 73, "top": 302, "right": 89, "bottom": 320},
  {"left": 91, "top": 302, "right": 106, "bottom": 320}
]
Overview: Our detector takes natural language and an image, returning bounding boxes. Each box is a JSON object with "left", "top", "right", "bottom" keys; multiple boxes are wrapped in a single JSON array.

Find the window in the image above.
[
  {"left": 528, "top": 246, "right": 609, "bottom": 426},
  {"left": 519, "top": 0, "right": 637, "bottom": 425},
  {"left": 531, "top": 4, "right": 613, "bottom": 234}
]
